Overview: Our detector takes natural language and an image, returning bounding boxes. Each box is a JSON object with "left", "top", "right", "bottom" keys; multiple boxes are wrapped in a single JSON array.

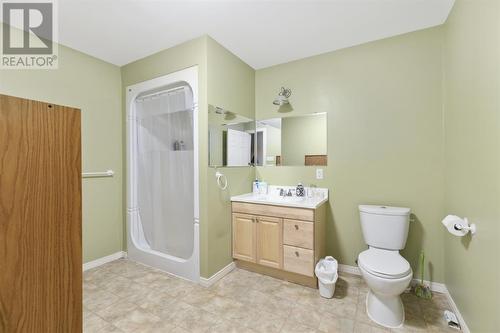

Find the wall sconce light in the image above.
[{"left": 273, "top": 87, "right": 292, "bottom": 106}]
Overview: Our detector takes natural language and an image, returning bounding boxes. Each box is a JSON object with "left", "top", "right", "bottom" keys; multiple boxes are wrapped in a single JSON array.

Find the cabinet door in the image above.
[
  {"left": 256, "top": 216, "right": 283, "bottom": 269},
  {"left": 232, "top": 213, "right": 256, "bottom": 262}
]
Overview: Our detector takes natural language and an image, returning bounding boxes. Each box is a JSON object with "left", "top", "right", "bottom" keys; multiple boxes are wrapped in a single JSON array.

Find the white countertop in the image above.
[{"left": 231, "top": 185, "right": 328, "bottom": 209}]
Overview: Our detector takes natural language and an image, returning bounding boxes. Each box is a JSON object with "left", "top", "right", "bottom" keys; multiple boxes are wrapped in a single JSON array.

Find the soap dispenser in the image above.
[
  {"left": 296, "top": 182, "right": 305, "bottom": 197},
  {"left": 253, "top": 179, "right": 259, "bottom": 195}
]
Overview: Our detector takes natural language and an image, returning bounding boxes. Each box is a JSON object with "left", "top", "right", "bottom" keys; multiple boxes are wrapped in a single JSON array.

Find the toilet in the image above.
[{"left": 357, "top": 205, "right": 413, "bottom": 328}]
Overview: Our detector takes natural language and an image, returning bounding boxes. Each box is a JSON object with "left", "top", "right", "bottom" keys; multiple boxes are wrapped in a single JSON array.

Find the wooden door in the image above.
[
  {"left": 232, "top": 213, "right": 256, "bottom": 262},
  {"left": 0, "top": 94, "right": 82, "bottom": 333},
  {"left": 256, "top": 216, "right": 282, "bottom": 269}
]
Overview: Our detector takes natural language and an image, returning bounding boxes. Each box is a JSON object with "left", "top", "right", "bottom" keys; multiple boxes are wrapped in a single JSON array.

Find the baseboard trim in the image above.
[
  {"left": 338, "top": 264, "right": 361, "bottom": 276},
  {"left": 410, "top": 278, "right": 447, "bottom": 294},
  {"left": 338, "top": 264, "right": 468, "bottom": 332},
  {"left": 83, "top": 251, "right": 127, "bottom": 271},
  {"left": 443, "top": 286, "right": 470, "bottom": 333},
  {"left": 199, "top": 261, "right": 236, "bottom": 287}
]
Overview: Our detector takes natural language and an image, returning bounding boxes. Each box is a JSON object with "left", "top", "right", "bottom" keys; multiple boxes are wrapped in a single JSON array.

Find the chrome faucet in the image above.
[{"left": 278, "top": 188, "right": 294, "bottom": 197}]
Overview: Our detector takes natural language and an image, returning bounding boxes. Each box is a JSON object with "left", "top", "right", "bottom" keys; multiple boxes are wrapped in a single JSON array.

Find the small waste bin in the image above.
[{"left": 315, "top": 256, "right": 338, "bottom": 298}]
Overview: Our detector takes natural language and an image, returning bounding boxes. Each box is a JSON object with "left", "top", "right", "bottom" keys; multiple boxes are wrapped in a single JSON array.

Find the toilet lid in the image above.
[{"left": 358, "top": 248, "right": 411, "bottom": 279}]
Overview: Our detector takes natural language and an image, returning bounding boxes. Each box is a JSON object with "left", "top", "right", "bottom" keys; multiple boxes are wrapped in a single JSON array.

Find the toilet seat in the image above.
[{"left": 358, "top": 248, "right": 411, "bottom": 279}]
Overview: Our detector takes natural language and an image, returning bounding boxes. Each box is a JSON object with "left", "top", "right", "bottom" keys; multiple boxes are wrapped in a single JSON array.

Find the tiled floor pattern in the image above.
[{"left": 84, "top": 259, "right": 458, "bottom": 333}]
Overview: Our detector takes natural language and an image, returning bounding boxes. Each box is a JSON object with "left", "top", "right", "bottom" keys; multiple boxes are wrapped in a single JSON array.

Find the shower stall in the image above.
[{"left": 126, "top": 66, "right": 199, "bottom": 282}]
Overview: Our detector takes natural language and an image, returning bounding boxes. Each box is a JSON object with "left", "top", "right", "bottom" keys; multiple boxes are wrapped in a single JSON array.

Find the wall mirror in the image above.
[
  {"left": 255, "top": 113, "right": 327, "bottom": 166},
  {"left": 208, "top": 105, "right": 256, "bottom": 167}
]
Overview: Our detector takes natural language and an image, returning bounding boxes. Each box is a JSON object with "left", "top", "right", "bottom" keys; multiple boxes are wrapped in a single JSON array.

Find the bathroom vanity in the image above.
[{"left": 230, "top": 186, "right": 328, "bottom": 288}]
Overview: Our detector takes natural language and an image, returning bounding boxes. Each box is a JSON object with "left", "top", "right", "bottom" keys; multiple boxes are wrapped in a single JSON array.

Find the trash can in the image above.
[{"left": 315, "top": 256, "right": 338, "bottom": 298}]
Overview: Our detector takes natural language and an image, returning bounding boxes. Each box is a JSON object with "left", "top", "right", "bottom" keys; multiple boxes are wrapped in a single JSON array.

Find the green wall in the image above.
[
  {"left": 0, "top": 26, "right": 124, "bottom": 263},
  {"left": 443, "top": 0, "right": 500, "bottom": 331},
  {"left": 205, "top": 37, "right": 255, "bottom": 277},
  {"left": 207, "top": 38, "right": 254, "bottom": 118},
  {"left": 255, "top": 27, "right": 446, "bottom": 282}
]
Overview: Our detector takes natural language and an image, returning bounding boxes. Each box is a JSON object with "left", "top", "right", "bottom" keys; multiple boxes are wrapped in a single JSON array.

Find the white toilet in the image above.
[{"left": 357, "top": 205, "right": 413, "bottom": 328}]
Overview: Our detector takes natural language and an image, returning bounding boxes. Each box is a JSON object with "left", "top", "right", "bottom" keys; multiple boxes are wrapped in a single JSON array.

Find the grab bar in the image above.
[{"left": 82, "top": 170, "right": 114, "bottom": 178}]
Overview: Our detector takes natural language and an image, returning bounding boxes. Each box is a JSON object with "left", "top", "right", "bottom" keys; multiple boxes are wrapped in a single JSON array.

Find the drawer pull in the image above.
[
  {"left": 294, "top": 225, "right": 299, "bottom": 230},
  {"left": 295, "top": 251, "right": 299, "bottom": 257}
]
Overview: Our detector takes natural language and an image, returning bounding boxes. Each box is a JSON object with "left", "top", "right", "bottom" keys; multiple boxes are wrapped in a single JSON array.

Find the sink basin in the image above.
[
  {"left": 231, "top": 187, "right": 328, "bottom": 209},
  {"left": 247, "top": 194, "right": 306, "bottom": 204},
  {"left": 271, "top": 196, "right": 307, "bottom": 203}
]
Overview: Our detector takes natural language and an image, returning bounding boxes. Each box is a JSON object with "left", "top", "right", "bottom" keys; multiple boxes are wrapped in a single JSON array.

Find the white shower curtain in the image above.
[{"left": 135, "top": 86, "right": 194, "bottom": 259}]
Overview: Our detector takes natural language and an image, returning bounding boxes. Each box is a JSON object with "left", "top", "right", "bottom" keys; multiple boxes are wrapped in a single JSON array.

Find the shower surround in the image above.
[{"left": 126, "top": 66, "right": 200, "bottom": 282}]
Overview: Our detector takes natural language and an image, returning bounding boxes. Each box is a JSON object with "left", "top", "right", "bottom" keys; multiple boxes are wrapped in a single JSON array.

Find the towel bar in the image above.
[{"left": 82, "top": 170, "right": 114, "bottom": 178}]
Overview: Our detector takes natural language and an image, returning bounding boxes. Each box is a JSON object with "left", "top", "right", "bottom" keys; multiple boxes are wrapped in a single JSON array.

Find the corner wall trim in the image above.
[
  {"left": 199, "top": 261, "right": 236, "bottom": 287},
  {"left": 83, "top": 251, "right": 127, "bottom": 271},
  {"left": 338, "top": 264, "right": 469, "bottom": 332}
]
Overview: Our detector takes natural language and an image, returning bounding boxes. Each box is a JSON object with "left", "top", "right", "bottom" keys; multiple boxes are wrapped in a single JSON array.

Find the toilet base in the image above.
[{"left": 365, "top": 290, "right": 405, "bottom": 328}]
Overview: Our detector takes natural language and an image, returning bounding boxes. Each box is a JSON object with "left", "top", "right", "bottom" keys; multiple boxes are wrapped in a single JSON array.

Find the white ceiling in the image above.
[{"left": 57, "top": 0, "right": 455, "bottom": 69}]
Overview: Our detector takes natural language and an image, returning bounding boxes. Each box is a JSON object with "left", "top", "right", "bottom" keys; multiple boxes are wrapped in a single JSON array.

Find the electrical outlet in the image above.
[{"left": 316, "top": 168, "right": 324, "bottom": 180}]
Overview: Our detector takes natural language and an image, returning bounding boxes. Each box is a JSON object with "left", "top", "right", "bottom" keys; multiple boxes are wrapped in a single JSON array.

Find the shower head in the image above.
[{"left": 273, "top": 87, "right": 292, "bottom": 106}]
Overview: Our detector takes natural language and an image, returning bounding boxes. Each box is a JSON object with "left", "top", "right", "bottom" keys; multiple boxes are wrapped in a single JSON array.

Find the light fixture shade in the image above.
[{"left": 273, "top": 95, "right": 289, "bottom": 106}]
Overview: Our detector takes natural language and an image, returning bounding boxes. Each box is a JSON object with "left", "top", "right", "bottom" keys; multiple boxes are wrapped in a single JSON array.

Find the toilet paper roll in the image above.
[{"left": 441, "top": 215, "right": 468, "bottom": 236}]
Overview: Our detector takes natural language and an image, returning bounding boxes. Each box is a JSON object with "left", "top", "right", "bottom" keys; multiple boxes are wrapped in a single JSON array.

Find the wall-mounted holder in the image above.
[
  {"left": 442, "top": 215, "right": 477, "bottom": 236},
  {"left": 215, "top": 170, "right": 228, "bottom": 190}
]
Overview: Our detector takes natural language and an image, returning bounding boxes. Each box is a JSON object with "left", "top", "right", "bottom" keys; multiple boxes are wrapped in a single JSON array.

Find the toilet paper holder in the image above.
[
  {"left": 452, "top": 218, "right": 477, "bottom": 235},
  {"left": 442, "top": 215, "right": 477, "bottom": 236}
]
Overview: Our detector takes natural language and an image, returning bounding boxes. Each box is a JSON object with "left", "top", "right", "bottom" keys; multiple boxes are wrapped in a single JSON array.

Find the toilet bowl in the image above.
[
  {"left": 358, "top": 205, "right": 412, "bottom": 328},
  {"left": 358, "top": 248, "right": 412, "bottom": 328}
]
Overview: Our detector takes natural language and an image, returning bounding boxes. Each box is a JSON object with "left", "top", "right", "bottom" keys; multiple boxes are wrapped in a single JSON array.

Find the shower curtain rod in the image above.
[{"left": 135, "top": 86, "right": 186, "bottom": 101}]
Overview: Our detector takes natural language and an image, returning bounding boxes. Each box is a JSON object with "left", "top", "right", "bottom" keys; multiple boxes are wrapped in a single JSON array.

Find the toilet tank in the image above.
[{"left": 359, "top": 205, "right": 411, "bottom": 250}]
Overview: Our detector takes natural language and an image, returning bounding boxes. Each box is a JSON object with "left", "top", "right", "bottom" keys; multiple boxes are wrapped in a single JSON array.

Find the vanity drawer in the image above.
[
  {"left": 283, "top": 245, "right": 314, "bottom": 277},
  {"left": 283, "top": 219, "right": 313, "bottom": 249},
  {"left": 232, "top": 202, "right": 314, "bottom": 221}
]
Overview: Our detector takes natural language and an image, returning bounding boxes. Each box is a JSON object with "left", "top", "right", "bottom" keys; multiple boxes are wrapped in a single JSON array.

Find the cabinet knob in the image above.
[
  {"left": 295, "top": 251, "right": 299, "bottom": 257},
  {"left": 294, "top": 225, "right": 299, "bottom": 230}
]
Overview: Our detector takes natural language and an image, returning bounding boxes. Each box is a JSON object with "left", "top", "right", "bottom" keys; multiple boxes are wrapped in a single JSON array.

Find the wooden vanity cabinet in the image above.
[
  {"left": 232, "top": 201, "right": 326, "bottom": 288},
  {"left": 232, "top": 213, "right": 283, "bottom": 269}
]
